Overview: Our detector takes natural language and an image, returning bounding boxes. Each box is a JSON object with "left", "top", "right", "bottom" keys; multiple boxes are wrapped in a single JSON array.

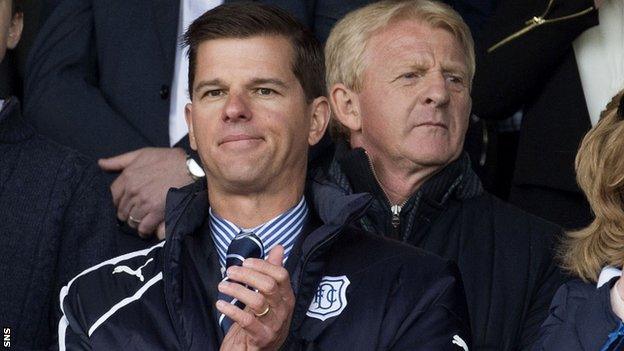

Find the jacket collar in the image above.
[
  {"left": 163, "top": 177, "right": 372, "bottom": 245},
  {"left": 333, "top": 141, "right": 483, "bottom": 209},
  {"left": 0, "top": 97, "right": 35, "bottom": 143},
  {"left": 577, "top": 277, "right": 622, "bottom": 350}
]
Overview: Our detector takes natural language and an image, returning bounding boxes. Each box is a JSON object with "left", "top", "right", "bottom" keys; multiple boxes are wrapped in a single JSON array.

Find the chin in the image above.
[
  {"left": 222, "top": 168, "right": 262, "bottom": 183},
  {"left": 408, "top": 149, "right": 459, "bottom": 168}
]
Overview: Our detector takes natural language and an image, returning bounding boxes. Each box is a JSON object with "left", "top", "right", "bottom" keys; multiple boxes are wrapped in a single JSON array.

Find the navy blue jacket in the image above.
[
  {"left": 56, "top": 178, "right": 472, "bottom": 350},
  {"left": 0, "top": 98, "right": 118, "bottom": 350},
  {"left": 315, "top": 143, "right": 566, "bottom": 350},
  {"left": 534, "top": 278, "right": 624, "bottom": 350}
]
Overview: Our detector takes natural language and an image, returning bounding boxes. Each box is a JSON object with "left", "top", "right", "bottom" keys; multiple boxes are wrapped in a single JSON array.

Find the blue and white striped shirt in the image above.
[{"left": 209, "top": 197, "right": 309, "bottom": 269}]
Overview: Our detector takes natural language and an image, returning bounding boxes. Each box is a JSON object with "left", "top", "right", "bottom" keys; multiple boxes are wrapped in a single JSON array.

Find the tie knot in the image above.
[{"left": 225, "top": 232, "right": 264, "bottom": 268}]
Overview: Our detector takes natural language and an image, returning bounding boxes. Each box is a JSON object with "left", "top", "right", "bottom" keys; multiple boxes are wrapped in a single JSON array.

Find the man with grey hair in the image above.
[{"left": 316, "top": 0, "right": 566, "bottom": 349}]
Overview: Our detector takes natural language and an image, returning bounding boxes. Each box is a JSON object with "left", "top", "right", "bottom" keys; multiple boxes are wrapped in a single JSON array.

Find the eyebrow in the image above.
[
  {"left": 194, "top": 79, "right": 223, "bottom": 93},
  {"left": 441, "top": 62, "right": 468, "bottom": 76},
  {"left": 247, "top": 78, "right": 288, "bottom": 90},
  {"left": 193, "top": 78, "right": 289, "bottom": 93}
]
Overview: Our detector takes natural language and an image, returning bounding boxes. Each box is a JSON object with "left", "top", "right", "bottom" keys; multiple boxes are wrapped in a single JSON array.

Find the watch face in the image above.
[{"left": 187, "top": 158, "right": 206, "bottom": 178}]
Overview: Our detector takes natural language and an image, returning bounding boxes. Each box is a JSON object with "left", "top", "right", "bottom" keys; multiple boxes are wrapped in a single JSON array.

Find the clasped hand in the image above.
[{"left": 217, "top": 246, "right": 295, "bottom": 350}]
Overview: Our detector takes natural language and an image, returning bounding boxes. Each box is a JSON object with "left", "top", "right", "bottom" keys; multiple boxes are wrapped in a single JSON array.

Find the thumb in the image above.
[
  {"left": 98, "top": 149, "right": 142, "bottom": 171},
  {"left": 266, "top": 245, "right": 285, "bottom": 266}
]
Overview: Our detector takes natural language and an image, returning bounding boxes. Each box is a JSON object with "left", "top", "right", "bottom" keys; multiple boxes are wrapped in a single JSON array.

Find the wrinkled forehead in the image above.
[{"left": 362, "top": 20, "right": 468, "bottom": 72}]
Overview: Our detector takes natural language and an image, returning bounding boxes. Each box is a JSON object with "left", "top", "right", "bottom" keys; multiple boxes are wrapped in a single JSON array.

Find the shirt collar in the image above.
[
  {"left": 598, "top": 266, "right": 622, "bottom": 288},
  {"left": 209, "top": 197, "right": 309, "bottom": 268}
]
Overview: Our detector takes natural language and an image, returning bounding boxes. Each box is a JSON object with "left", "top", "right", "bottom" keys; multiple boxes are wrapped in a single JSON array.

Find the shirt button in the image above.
[{"left": 160, "top": 85, "right": 170, "bottom": 100}]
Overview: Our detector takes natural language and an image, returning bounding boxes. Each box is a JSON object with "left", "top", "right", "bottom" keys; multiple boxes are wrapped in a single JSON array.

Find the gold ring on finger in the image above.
[
  {"left": 128, "top": 215, "right": 142, "bottom": 225},
  {"left": 254, "top": 305, "right": 270, "bottom": 318}
]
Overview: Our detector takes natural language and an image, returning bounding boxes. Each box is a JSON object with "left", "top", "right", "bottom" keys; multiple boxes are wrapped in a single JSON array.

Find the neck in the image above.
[
  {"left": 365, "top": 151, "right": 440, "bottom": 205},
  {"left": 207, "top": 183, "right": 305, "bottom": 229}
]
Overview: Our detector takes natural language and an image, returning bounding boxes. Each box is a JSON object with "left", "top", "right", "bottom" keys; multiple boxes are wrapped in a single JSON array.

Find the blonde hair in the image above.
[
  {"left": 324, "top": 0, "right": 475, "bottom": 139},
  {"left": 560, "top": 90, "right": 624, "bottom": 283}
]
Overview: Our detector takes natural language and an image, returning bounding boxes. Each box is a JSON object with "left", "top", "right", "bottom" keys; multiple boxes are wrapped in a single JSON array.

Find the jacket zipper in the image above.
[
  {"left": 365, "top": 151, "right": 408, "bottom": 231},
  {"left": 488, "top": 0, "right": 595, "bottom": 53}
]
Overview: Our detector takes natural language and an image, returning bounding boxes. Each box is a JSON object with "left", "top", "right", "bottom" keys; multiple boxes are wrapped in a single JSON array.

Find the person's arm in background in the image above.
[
  {"left": 98, "top": 146, "right": 192, "bottom": 238},
  {"left": 23, "top": 0, "right": 154, "bottom": 158},
  {"left": 518, "top": 229, "right": 568, "bottom": 350},
  {"left": 25, "top": 0, "right": 195, "bottom": 237},
  {"left": 471, "top": 0, "right": 598, "bottom": 120}
]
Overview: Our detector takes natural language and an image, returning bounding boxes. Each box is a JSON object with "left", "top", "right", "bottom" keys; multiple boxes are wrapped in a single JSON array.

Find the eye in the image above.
[
  {"left": 445, "top": 74, "right": 465, "bottom": 86},
  {"left": 203, "top": 89, "right": 225, "bottom": 98},
  {"left": 400, "top": 71, "right": 423, "bottom": 80},
  {"left": 255, "top": 88, "right": 276, "bottom": 96}
]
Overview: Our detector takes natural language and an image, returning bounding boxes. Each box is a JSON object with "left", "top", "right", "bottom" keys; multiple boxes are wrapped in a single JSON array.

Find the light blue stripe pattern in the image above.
[{"left": 209, "top": 197, "right": 308, "bottom": 268}]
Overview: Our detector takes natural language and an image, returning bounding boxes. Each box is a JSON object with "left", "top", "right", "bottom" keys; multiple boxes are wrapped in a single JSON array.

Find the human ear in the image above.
[
  {"left": 308, "top": 96, "right": 330, "bottom": 146},
  {"left": 328, "top": 83, "right": 362, "bottom": 133},
  {"left": 184, "top": 103, "right": 197, "bottom": 151},
  {"left": 7, "top": 11, "right": 23, "bottom": 50}
]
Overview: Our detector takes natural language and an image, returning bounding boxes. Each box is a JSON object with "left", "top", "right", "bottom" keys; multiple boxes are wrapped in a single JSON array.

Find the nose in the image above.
[
  {"left": 222, "top": 91, "right": 252, "bottom": 122},
  {"left": 422, "top": 72, "right": 450, "bottom": 107}
]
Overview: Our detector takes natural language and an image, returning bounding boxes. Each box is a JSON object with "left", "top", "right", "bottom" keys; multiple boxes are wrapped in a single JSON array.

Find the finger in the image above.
[
  {"left": 109, "top": 174, "right": 126, "bottom": 209},
  {"left": 226, "top": 266, "right": 279, "bottom": 297},
  {"left": 216, "top": 300, "right": 268, "bottom": 339},
  {"left": 218, "top": 280, "right": 267, "bottom": 313},
  {"left": 117, "top": 190, "right": 135, "bottom": 222},
  {"left": 156, "top": 222, "right": 166, "bottom": 240},
  {"left": 266, "top": 245, "right": 285, "bottom": 266},
  {"left": 243, "top": 248, "right": 290, "bottom": 287},
  {"left": 127, "top": 206, "right": 147, "bottom": 230},
  {"left": 98, "top": 149, "right": 142, "bottom": 171},
  {"left": 137, "top": 212, "right": 161, "bottom": 237}
]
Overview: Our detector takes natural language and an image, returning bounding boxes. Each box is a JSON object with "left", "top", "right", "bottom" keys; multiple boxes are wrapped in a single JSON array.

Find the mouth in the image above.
[
  {"left": 218, "top": 134, "right": 263, "bottom": 145},
  {"left": 416, "top": 122, "right": 448, "bottom": 129}
]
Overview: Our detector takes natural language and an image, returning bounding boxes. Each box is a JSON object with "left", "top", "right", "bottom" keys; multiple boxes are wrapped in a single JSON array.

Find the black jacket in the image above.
[
  {"left": 57, "top": 178, "right": 472, "bottom": 350},
  {"left": 534, "top": 278, "right": 623, "bottom": 350},
  {"left": 0, "top": 98, "right": 118, "bottom": 350},
  {"left": 472, "top": 0, "right": 598, "bottom": 229},
  {"left": 315, "top": 142, "right": 566, "bottom": 350}
]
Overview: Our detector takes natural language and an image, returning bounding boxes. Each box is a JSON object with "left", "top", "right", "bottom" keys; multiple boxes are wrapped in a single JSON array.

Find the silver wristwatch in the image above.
[{"left": 186, "top": 155, "right": 205, "bottom": 181}]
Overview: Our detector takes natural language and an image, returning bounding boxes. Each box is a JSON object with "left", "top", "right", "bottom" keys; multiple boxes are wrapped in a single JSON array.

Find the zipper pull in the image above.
[{"left": 391, "top": 204, "right": 402, "bottom": 228}]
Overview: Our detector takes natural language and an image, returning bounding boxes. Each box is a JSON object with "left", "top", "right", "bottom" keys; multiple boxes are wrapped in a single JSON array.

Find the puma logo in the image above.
[
  {"left": 452, "top": 335, "right": 469, "bottom": 351},
  {"left": 112, "top": 258, "right": 154, "bottom": 282}
]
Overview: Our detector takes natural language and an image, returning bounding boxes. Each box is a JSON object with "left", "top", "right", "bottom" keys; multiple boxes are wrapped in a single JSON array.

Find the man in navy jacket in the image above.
[
  {"left": 56, "top": 4, "right": 472, "bottom": 349},
  {"left": 320, "top": 1, "right": 565, "bottom": 349}
]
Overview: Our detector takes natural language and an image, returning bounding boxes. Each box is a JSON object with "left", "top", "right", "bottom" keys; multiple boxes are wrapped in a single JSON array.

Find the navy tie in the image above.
[{"left": 218, "top": 232, "right": 264, "bottom": 334}]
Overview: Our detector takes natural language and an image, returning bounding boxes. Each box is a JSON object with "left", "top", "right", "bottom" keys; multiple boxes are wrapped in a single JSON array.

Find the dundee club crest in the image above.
[{"left": 306, "top": 275, "right": 350, "bottom": 321}]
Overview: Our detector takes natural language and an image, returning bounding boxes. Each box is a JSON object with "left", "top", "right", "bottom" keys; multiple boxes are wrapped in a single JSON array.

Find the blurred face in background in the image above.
[{"left": 0, "top": 0, "right": 22, "bottom": 63}]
